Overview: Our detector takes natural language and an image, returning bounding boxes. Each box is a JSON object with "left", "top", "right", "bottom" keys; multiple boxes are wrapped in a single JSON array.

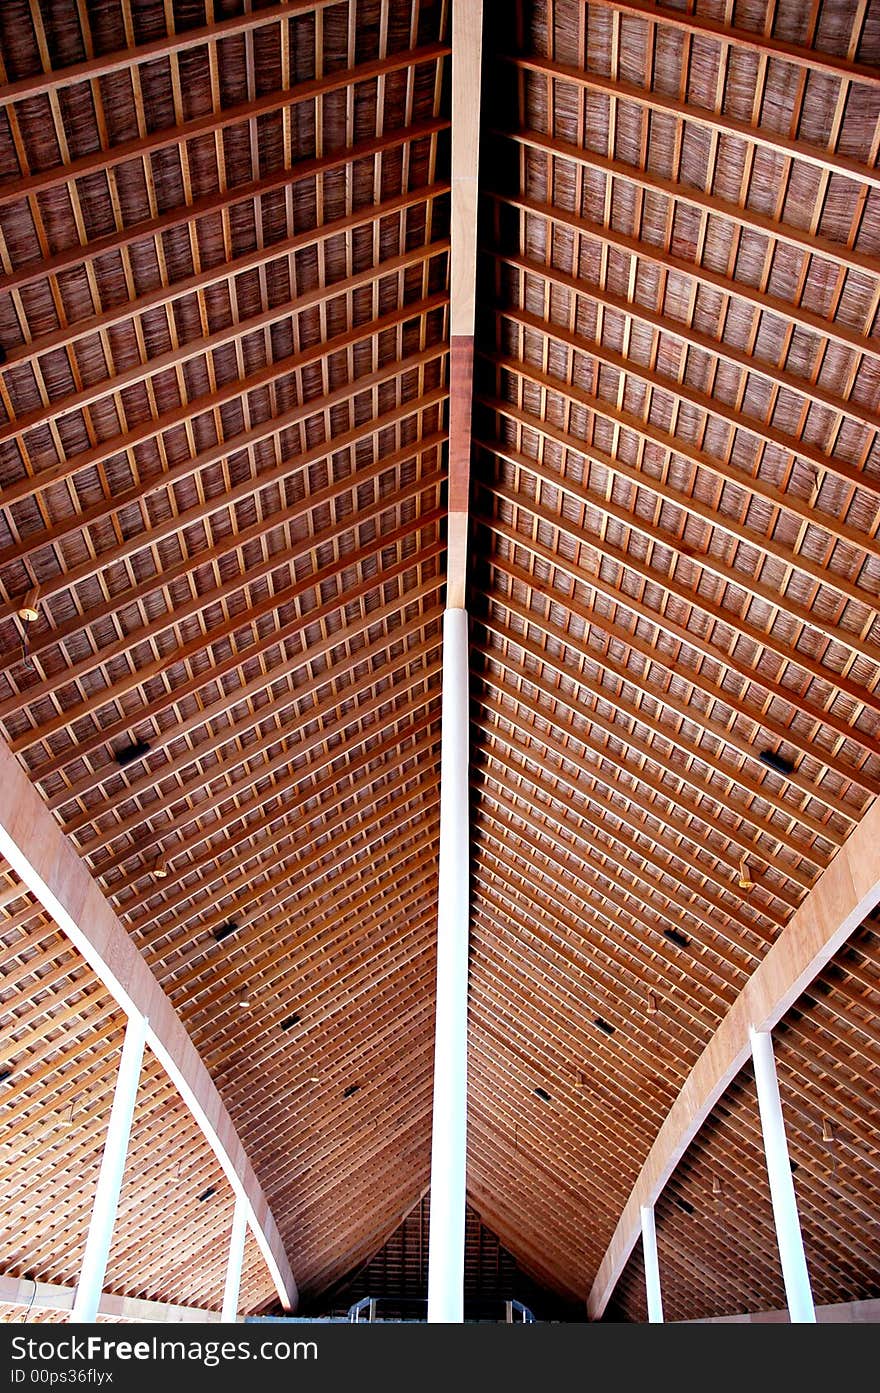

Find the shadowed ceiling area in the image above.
[{"left": 0, "top": 0, "right": 878, "bottom": 1323}]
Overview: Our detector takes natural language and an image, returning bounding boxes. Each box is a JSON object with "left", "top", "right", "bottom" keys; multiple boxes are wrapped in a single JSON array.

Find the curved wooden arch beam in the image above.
[
  {"left": 587, "top": 794, "right": 880, "bottom": 1321},
  {"left": 446, "top": 0, "right": 482, "bottom": 608},
  {"left": 0, "top": 740, "right": 297, "bottom": 1313}
]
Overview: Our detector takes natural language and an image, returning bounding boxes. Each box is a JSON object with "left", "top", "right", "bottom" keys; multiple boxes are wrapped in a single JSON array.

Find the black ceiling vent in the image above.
[
  {"left": 0, "top": 1069, "right": 12, "bottom": 1085},
  {"left": 759, "top": 748, "right": 795, "bottom": 777},
  {"left": 790, "top": 1159, "right": 799, "bottom": 1173},
  {"left": 343, "top": 1084, "right": 360, "bottom": 1099},
  {"left": 594, "top": 1017, "right": 615, "bottom": 1035},
  {"left": 533, "top": 1086, "right": 552, "bottom": 1102},
  {"left": 280, "top": 1013, "right": 301, "bottom": 1032},
  {"left": 114, "top": 738, "right": 151, "bottom": 767},
  {"left": 213, "top": 920, "right": 240, "bottom": 943},
  {"left": 197, "top": 1187, "right": 216, "bottom": 1203},
  {"left": 676, "top": 1197, "right": 695, "bottom": 1215},
  {"left": 663, "top": 927, "right": 691, "bottom": 950}
]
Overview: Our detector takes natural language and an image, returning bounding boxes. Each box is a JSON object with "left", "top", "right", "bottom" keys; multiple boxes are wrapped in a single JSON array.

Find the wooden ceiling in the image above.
[{"left": 0, "top": 0, "right": 878, "bottom": 1322}]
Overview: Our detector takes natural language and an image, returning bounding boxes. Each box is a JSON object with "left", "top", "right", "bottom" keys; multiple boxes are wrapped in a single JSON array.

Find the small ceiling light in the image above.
[
  {"left": 712, "top": 1175, "right": 723, "bottom": 1199},
  {"left": 533, "top": 1086, "right": 552, "bottom": 1102},
  {"left": 759, "top": 748, "right": 795, "bottom": 777},
  {"left": 213, "top": 920, "right": 240, "bottom": 943},
  {"left": 17, "top": 586, "right": 40, "bottom": 624},
  {"left": 237, "top": 995, "right": 251, "bottom": 1009},
  {"left": 663, "top": 927, "right": 691, "bottom": 950},
  {"left": 822, "top": 1117, "right": 834, "bottom": 1144},
  {"left": 646, "top": 992, "right": 659, "bottom": 1015},
  {"left": 309, "top": 1076, "right": 320, "bottom": 1083},
  {"left": 114, "top": 738, "right": 152, "bottom": 767},
  {"left": 152, "top": 855, "right": 168, "bottom": 879},
  {"left": 738, "top": 856, "right": 755, "bottom": 890}
]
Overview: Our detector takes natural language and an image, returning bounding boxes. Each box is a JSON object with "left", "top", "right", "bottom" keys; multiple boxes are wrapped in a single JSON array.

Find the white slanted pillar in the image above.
[
  {"left": 427, "top": 607, "right": 470, "bottom": 1322},
  {"left": 750, "top": 1027, "right": 816, "bottom": 1323},
  {"left": 640, "top": 1203, "right": 664, "bottom": 1323},
  {"left": 221, "top": 1194, "right": 248, "bottom": 1322},
  {"left": 71, "top": 1013, "right": 147, "bottom": 1322}
]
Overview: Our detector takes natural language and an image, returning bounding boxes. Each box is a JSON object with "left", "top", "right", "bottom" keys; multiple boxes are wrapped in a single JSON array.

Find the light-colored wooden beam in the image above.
[
  {"left": 503, "top": 53, "right": 880, "bottom": 192},
  {"left": 478, "top": 511, "right": 880, "bottom": 765},
  {"left": 0, "top": 741, "right": 298, "bottom": 1312},
  {"left": 0, "top": 1271, "right": 224, "bottom": 1322},
  {"left": 503, "top": 125, "right": 879, "bottom": 283},
  {"left": 490, "top": 191, "right": 879, "bottom": 364},
  {"left": 0, "top": 42, "right": 449, "bottom": 213},
  {"left": 0, "top": 117, "right": 448, "bottom": 299},
  {"left": 447, "top": 0, "right": 483, "bottom": 607},
  {"left": 586, "top": 792, "right": 880, "bottom": 1320},
  {"left": 585, "top": 0, "right": 880, "bottom": 88},
  {"left": 0, "top": 1, "right": 336, "bottom": 109}
]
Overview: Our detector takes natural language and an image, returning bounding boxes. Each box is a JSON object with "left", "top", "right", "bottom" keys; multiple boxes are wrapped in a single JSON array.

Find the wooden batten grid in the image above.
[{"left": 0, "top": 0, "right": 878, "bottom": 1326}]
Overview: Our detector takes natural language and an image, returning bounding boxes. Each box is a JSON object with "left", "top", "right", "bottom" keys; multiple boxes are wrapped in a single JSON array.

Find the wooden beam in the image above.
[
  {"left": 446, "top": 0, "right": 483, "bottom": 607},
  {"left": 502, "top": 53, "right": 880, "bottom": 192},
  {"left": 0, "top": 1, "right": 334, "bottom": 109},
  {"left": 495, "top": 249, "right": 877, "bottom": 444},
  {"left": 501, "top": 126, "right": 880, "bottom": 283},
  {"left": 0, "top": 42, "right": 450, "bottom": 212},
  {"left": 3, "top": 183, "right": 447, "bottom": 376},
  {"left": 490, "top": 191, "right": 879, "bottom": 364},
  {"left": 0, "top": 740, "right": 298, "bottom": 1312},
  {"left": 482, "top": 370, "right": 878, "bottom": 628},
  {"left": 584, "top": 0, "right": 880, "bottom": 88},
  {"left": 1, "top": 241, "right": 447, "bottom": 444},
  {"left": 478, "top": 512, "right": 880, "bottom": 765},
  {"left": 0, "top": 1272, "right": 225, "bottom": 1323},
  {"left": 586, "top": 793, "right": 880, "bottom": 1320},
  {"left": 0, "top": 117, "right": 448, "bottom": 299},
  {"left": 476, "top": 461, "right": 880, "bottom": 730}
]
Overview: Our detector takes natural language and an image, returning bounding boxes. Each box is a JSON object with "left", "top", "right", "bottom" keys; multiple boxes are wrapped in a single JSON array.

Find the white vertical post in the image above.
[
  {"left": 221, "top": 1194, "right": 248, "bottom": 1322},
  {"left": 427, "top": 607, "right": 470, "bottom": 1323},
  {"left": 750, "top": 1027, "right": 816, "bottom": 1323},
  {"left": 640, "top": 1203, "right": 664, "bottom": 1323},
  {"left": 71, "top": 1014, "right": 147, "bottom": 1322}
]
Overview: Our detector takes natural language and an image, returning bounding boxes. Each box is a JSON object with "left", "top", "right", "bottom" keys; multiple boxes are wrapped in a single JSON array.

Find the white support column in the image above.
[
  {"left": 640, "top": 1204, "right": 664, "bottom": 1323},
  {"left": 71, "top": 1014, "right": 147, "bottom": 1323},
  {"left": 427, "top": 607, "right": 470, "bottom": 1323},
  {"left": 750, "top": 1028, "right": 816, "bottom": 1323},
  {"left": 221, "top": 1194, "right": 248, "bottom": 1323}
]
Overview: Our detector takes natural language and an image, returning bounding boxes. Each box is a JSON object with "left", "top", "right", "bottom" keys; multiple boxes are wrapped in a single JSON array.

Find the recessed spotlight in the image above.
[
  {"left": 115, "top": 738, "right": 151, "bottom": 767},
  {"left": 237, "top": 996, "right": 251, "bottom": 1009},
  {"left": 822, "top": 1118, "right": 834, "bottom": 1143},
  {"left": 759, "top": 749, "right": 795, "bottom": 777},
  {"left": 646, "top": 992, "right": 659, "bottom": 1015},
  {"left": 663, "top": 927, "right": 691, "bottom": 950},
  {"left": 309, "top": 1076, "right": 320, "bottom": 1083}
]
